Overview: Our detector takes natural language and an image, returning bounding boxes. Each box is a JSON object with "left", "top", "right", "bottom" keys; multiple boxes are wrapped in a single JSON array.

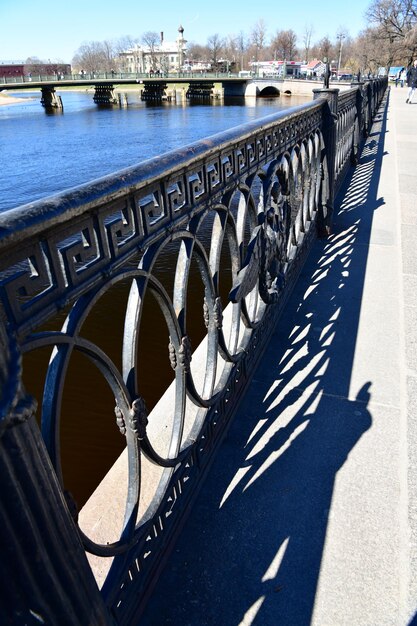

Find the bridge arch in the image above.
[
  {"left": 258, "top": 85, "right": 280, "bottom": 97},
  {"left": 244, "top": 80, "right": 282, "bottom": 98}
]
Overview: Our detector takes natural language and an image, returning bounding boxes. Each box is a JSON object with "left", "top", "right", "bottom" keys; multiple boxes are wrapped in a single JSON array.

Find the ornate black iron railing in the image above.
[{"left": 0, "top": 78, "right": 386, "bottom": 625}]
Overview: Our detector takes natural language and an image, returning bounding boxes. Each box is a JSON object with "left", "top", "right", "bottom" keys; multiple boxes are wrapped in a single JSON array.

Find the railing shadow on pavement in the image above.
[{"left": 140, "top": 92, "right": 390, "bottom": 626}]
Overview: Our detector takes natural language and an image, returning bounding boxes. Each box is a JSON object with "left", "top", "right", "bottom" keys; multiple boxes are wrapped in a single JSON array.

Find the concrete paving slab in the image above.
[
  {"left": 390, "top": 85, "right": 417, "bottom": 626},
  {"left": 402, "top": 226, "right": 417, "bottom": 275},
  {"left": 139, "top": 86, "right": 417, "bottom": 626},
  {"left": 403, "top": 275, "right": 417, "bottom": 309},
  {"left": 405, "top": 306, "right": 417, "bottom": 371},
  {"left": 401, "top": 195, "right": 417, "bottom": 225},
  {"left": 141, "top": 388, "right": 403, "bottom": 626}
]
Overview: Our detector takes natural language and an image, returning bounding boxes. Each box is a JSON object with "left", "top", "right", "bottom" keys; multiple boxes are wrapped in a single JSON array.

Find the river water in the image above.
[
  {"left": 1, "top": 88, "right": 310, "bottom": 510},
  {"left": 0, "top": 89, "right": 309, "bottom": 212}
]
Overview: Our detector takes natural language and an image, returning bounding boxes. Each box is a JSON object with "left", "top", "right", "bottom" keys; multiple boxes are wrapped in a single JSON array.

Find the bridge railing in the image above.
[
  {"left": 0, "top": 78, "right": 386, "bottom": 625},
  {"left": 0, "top": 71, "right": 241, "bottom": 85},
  {"left": 0, "top": 72, "right": 384, "bottom": 86}
]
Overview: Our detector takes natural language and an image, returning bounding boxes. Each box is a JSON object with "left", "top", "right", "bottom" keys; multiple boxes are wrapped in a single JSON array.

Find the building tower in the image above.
[{"left": 177, "top": 25, "right": 187, "bottom": 72}]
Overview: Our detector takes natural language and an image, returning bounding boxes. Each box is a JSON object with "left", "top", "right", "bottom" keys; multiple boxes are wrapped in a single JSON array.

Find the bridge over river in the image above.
[
  {"left": 0, "top": 74, "right": 349, "bottom": 109},
  {"left": 2, "top": 78, "right": 415, "bottom": 625}
]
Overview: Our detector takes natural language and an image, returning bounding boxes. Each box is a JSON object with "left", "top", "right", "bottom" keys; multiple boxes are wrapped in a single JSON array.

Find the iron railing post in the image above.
[
  {"left": 313, "top": 87, "right": 339, "bottom": 236},
  {"left": 350, "top": 82, "right": 364, "bottom": 162},
  {"left": 351, "top": 81, "right": 364, "bottom": 135},
  {"left": 365, "top": 81, "right": 373, "bottom": 136},
  {"left": 0, "top": 328, "right": 111, "bottom": 626}
]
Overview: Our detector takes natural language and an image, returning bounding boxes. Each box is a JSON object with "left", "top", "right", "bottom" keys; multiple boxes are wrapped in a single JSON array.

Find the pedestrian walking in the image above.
[{"left": 406, "top": 59, "right": 417, "bottom": 103}]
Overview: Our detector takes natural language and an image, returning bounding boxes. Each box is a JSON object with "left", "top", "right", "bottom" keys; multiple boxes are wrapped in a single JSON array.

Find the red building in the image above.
[{"left": 0, "top": 61, "right": 72, "bottom": 79}]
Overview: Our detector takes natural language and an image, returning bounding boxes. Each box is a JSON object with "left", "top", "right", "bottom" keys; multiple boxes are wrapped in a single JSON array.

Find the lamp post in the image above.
[
  {"left": 337, "top": 33, "right": 346, "bottom": 78},
  {"left": 323, "top": 56, "right": 330, "bottom": 88}
]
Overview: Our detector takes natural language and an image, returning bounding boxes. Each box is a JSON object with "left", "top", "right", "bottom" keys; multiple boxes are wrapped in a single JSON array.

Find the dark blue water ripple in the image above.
[{"left": 0, "top": 90, "right": 309, "bottom": 213}]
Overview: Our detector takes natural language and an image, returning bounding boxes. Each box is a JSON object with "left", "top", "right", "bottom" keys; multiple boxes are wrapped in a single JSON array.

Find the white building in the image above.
[
  {"left": 119, "top": 26, "right": 187, "bottom": 74},
  {"left": 249, "top": 60, "right": 302, "bottom": 78},
  {"left": 301, "top": 59, "right": 327, "bottom": 78}
]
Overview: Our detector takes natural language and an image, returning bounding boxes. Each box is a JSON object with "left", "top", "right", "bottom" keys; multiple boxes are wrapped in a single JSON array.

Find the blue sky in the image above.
[{"left": 1, "top": 0, "right": 370, "bottom": 63}]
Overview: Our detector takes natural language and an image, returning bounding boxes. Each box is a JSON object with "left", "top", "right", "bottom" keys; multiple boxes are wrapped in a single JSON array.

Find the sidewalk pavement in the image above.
[{"left": 140, "top": 86, "right": 417, "bottom": 626}]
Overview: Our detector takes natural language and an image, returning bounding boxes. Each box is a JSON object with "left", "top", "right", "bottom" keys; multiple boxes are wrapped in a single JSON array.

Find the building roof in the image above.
[
  {"left": 121, "top": 40, "right": 185, "bottom": 56},
  {"left": 305, "top": 59, "right": 325, "bottom": 70}
]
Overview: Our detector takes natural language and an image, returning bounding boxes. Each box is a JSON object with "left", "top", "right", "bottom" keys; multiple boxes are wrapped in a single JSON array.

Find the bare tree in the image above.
[
  {"left": 302, "top": 24, "right": 315, "bottom": 62},
  {"left": 141, "top": 31, "right": 161, "bottom": 71},
  {"left": 207, "top": 34, "right": 224, "bottom": 67},
  {"left": 271, "top": 29, "right": 298, "bottom": 60},
  {"left": 223, "top": 34, "right": 240, "bottom": 70},
  {"left": 25, "top": 56, "right": 45, "bottom": 75},
  {"left": 99, "top": 40, "right": 117, "bottom": 72},
  {"left": 367, "top": 0, "right": 417, "bottom": 40},
  {"left": 236, "top": 31, "right": 249, "bottom": 70},
  {"left": 186, "top": 42, "right": 208, "bottom": 62},
  {"left": 69, "top": 21, "right": 404, "bottom": 81},
  {"left": 317, "top": 36, "right": 333, "bottom": 60},
  {"left": 367, "top": 0, "right": 417, "bottom": 62},
  {"left": 25, "top": 57, "right": 68, "bottom": 75},
  {"left": 72, "top": 41, "right": 113, "bottom": 73},
  {"left": 350, "top": 26, "right": 396, "bottom": 73},
  {"left": 251, "top": 19, "right": 268, "bottom": 49},
  {"left": 113, "top": 36, "right": 140, "bottom": 55},
  {"left": 404, "top": 23, "right": 417, "bottom": 58}
]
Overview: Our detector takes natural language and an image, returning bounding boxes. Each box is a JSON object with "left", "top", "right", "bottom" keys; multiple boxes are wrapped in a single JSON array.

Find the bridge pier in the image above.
[
  {"left": 117, "top": 92, "right": 129, "bottom": 108},
  {"left": 186, "top": 81, "right": 215, "bottom": 100},
  {"left": 140, "top": 81, "right": 168, "bottom": 102},
  {"left": 93, "top": 83, "right": 118, "bottom": 106},
  {"left": 40, "top": 86, "right": 63, "bottom": 112}
]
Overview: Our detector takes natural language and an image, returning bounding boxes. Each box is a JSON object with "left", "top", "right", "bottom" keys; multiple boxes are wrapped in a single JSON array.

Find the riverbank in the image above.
[
  {"left": 0, "top": 86, "right": 147, "bottom": 107},
  {"left": 0, "top": 92, "right": 29, "bottom": 105}
]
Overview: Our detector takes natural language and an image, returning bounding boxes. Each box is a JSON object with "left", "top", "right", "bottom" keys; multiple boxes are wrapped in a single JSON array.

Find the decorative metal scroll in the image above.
[{"left": 0, "top": 78, "right": 387, "bottom": 622}]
